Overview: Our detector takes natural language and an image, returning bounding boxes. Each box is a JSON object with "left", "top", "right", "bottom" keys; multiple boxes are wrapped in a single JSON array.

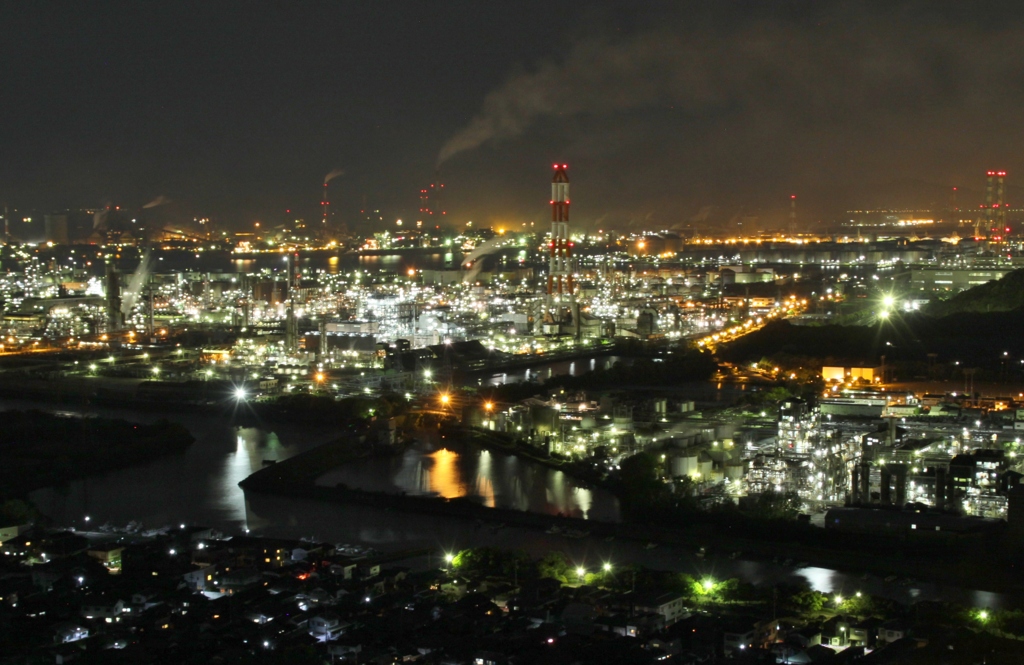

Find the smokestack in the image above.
[
  {"left": 323, "top": 169, "right": 345, "bottom": 236},
  {"left": 860, "top": 460, "right": 871, "bottom": 503},
  {"left": 789, "top": 195, "right": 797, "bottom": 234},
  {"left": 935, "top": 466, "right": 947, "bottom": 510},
  {"left": 548, "top": 164, "right": 572, "bottom": 300},
  {"left": 893, "top": 464, "right": 907, "bottom": 508},
  {"left": 851, "top": 464, "right": 861, "bottom": 504},
  {"left": 105, "top": 258, "right": 122, "bottom": 332}
]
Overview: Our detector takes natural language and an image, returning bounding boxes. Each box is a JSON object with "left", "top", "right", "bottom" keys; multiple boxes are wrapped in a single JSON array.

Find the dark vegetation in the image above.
[
  {"left": 719, "top": 309, "right": 1024, "bottom": 373},
  {"left": 246, "top": 393, "right": 409, "bottom": 426},
  {"left": 0, "top": 410, "right": 193, "bottom": 501},
  {"left": 449, "top": 545, "right": 1024, "bottom": 648},
  {"left": 927, "top": 267, "right": 1024, "bottom": 316},
  {"left": 614, "top": 452, "right": 802, "bottom": 525}
]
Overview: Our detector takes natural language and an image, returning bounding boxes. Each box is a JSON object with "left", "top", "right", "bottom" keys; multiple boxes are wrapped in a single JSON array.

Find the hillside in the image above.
[
  {"left": 718, "top": 308, "right": 1024, "bottom": 368},
  {"left": 927, "top": 268, "right": 1024, "bottom": 316}
]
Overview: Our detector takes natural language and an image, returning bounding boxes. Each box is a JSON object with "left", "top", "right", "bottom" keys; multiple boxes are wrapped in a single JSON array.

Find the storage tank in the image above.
[{"left": 672, "top": 454, "right": 699, "bottom": 477}]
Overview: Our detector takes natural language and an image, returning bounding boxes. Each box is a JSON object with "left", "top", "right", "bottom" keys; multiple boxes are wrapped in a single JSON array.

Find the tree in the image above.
[
  {"left": 0, "top": 499, "right": 36, "bottom": 524},
  {"left": 537, "top": 551, "right": 573, "bottom": 584},
  {"left": 743, "top": 490, "right": 802, "bottom": 520},
  {"left": 617, "top": 452, "right": 669, "bottom": 512}
]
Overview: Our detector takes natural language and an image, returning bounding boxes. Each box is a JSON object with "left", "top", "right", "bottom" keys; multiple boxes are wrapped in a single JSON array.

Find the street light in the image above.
[
  {"left": 576, "top": 566, "right": 586, "bottom": 579},
  {"left": 702, "top": 579, "right": 715, "bottom": 591},
  {"left": 440, "top": 393, "right": 450, "bottom": 406},
  {"left": 603, "top": 562, "right": 612, "bottom": 573},
  {"left": 484, "top": 401, "right": 494, "bottom": 411}
]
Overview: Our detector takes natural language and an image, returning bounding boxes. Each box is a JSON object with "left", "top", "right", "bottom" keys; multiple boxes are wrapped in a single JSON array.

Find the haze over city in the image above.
[{"left": 4, "top": 1, "right": 1024, "bottom": 228}]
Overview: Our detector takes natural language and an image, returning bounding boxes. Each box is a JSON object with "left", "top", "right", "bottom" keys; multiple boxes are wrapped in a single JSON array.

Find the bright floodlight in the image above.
[
  {"left": 979, "top": 610, "right": 989, "bottom": 621},
  {"left": 703, "top": 579, "right": 714, "bottom": 590},
  {"left": 444, "top": 552, "right": 454, "bottom": 564},
  {"left": 878, "top": 310, "right": 889, "bottom": 319},
  {"left": 576, "top": 566, "right": 586, "bottom": 578},
  {"left": 440, "top": 393, "right": 450, "bottom": 405},
  {"left": 882, "top": 295, "right": 895, "bottom": 307},
  {"left": 603, "top": 562, "right": 612, "bottom": 572},
  {"left": 235, "top": 387, "right": 247, "bottom": 400}
]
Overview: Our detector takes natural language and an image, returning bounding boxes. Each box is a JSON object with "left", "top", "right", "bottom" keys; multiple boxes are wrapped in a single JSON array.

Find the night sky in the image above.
[{"left": 3, "top": 1, "right": 1024, "bottom": 231}]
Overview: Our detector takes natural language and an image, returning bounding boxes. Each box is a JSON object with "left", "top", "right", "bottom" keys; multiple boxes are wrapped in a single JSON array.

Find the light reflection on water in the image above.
[
  {"left": 316, "top": 438, "right": 620, "bottom": 521},
  {"left": 218, "top": 428, "right": 283, "bottom": 525},
  {"left": 6, "top": 398, "right": 1013, "bottom": 611},
  {"left": 479, "top": 356, "right": 621, "bottom": 387}
]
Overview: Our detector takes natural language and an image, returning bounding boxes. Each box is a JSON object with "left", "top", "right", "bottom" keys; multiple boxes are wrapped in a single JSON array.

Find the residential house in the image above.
[{"left": 53, "top": 622, "right": 89, "bottom": 643}]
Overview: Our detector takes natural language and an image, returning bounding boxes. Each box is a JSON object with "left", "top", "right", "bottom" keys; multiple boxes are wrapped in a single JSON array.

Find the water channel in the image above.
[
  {"left": 316, "top": 433, "right": 620, "bottom": 522},
  {"left": 10, "top": 359, "right": 1016, "bottom": 612}
]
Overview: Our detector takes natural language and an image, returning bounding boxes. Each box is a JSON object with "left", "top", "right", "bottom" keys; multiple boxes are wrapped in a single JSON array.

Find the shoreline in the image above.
[{"left": 238, "top": 432, "right": 1024, "bottom": 598}]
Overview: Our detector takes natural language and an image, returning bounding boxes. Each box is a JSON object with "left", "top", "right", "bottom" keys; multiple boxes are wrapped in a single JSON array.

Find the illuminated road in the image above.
[{"left": 696, "top": 297, "right": 807, "bottom": 350}]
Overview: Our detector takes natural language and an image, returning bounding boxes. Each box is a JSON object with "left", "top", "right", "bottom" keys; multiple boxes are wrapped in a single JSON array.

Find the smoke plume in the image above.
[
  {"left": 437, "top": 7, "right": 1024, "bottom": 168},
  {"left": 324, "top": 169, "right": 345, "bottom": 184},
  {"left": 142, "top": 195, "right": 171, "bottom": 209},
  {"left": 461, "top": 236, "right": 506, "bottom": 283},
  {"left": 121, "top": 249, "right": 152, "bottom": 320}
]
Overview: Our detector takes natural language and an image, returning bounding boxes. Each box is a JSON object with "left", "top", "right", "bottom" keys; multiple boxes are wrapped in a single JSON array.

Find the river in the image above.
[
  {"left": 315, "top": 433, "right": 620, "bottom": 522},
  {"left": 9, "top": 389, "right": 1016, "bottom": 611}
]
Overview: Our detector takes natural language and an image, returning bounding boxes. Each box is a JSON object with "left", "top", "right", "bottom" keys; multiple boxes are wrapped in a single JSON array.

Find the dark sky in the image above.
[{"left": 3, "top": 1, "right": 1024, "bottom": 231}]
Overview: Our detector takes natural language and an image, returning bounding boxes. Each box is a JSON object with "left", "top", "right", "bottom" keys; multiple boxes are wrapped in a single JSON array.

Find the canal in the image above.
[{"left": 7, "top": 382, "right": 1015, "bottom": 611}]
